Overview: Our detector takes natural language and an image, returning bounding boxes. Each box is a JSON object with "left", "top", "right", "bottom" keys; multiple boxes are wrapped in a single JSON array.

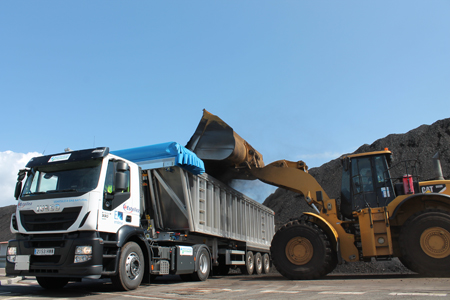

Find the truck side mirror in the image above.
[
  {"left": 115, "top": 172, "right": 128, "bottom": 192},
  {"left": 14, "top": 182, "right": 22, "bottom": 200},
  {"left": 115, "top": 161, "right": 129, "bottom": 192},
  {"left": 14, "top": 169, "right": 28, "bottom": 200}
]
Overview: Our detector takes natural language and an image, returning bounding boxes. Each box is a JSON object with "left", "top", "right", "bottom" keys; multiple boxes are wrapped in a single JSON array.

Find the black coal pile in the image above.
[{"left": 263, "top": 118, "right": 450, "bottom": 274}]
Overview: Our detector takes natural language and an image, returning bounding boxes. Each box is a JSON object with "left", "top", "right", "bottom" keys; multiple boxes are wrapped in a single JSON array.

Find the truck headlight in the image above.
[
  {"left": 74, "top": 246, "right": 92, "bottom": 263},
  {"left": 7, "top": 246, "right": 17, "bottom": 263}
]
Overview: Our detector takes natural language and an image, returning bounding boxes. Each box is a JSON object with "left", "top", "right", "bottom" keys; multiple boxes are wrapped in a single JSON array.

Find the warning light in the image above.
[{"left": 384, "top": 148, "right": 389, "bottom": 151}]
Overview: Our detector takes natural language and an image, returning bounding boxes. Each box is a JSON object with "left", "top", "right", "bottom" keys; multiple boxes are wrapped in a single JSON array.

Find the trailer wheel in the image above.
[
  {"left": 240, "top": 251, "right": 254, "bottom": 275},
  {"left": 271, "top": 219, "right": 335, "bottom": 280},
  {"left": 254, "top": 252, "right": 263, "bottom": 275},
  {"left": 262, "top": 253, "right": 271, "bottom": 274},
  {"left": 36, "top": 277, "right": 69, "bottom": 289},
  {"left": 399, "top": 209, "right": 450, "bottom": 276},
  {"left": 112, "top": 241, "right": 145, "bottom": 290},
  {"left": 192, "top": 248, "right": 210, "bottom": 281}
]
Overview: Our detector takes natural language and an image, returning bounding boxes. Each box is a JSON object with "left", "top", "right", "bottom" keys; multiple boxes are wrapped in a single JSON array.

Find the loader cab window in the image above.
[
  {"left": 340, "top": 154, "right": 395, "bottom": 218},
  {"left": 351, "top": 157, "right": 377, "bottom": 211},
  {"left": 103, "top": 160, "right": 130, "bottom": 211}
]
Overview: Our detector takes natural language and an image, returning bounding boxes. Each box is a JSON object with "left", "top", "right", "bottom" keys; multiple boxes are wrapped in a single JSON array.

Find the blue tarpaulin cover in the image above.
[{"left": 111, "top": 142, "right": 205, "bottom": 175}]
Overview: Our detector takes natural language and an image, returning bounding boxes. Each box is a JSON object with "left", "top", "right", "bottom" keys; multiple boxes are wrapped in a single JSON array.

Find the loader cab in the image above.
[{"left": 340, "top": 150, "right": 395, "bottom": 219}]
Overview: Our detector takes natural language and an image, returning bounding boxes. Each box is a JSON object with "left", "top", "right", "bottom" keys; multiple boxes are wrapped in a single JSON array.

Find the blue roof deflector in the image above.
[{"left": 111, "top": 142, "right": 205, "bottom": 175}]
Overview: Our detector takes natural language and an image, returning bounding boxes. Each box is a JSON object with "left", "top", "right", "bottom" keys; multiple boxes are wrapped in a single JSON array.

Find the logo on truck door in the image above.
[{"left": 123, "top": 204, "right": 140, "bottom": 214}]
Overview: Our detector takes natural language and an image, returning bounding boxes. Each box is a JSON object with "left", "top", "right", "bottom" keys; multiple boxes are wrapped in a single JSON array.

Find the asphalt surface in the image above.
[{"left": 0, "top": 268, "right": 22, "bottom": 286}]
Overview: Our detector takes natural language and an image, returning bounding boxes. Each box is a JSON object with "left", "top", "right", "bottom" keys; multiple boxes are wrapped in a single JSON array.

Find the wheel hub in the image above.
[
  {"left": 125, "top": 252, "right": 141, "bottom": 280},
  {"left": 420, "top": 227, "right": 450, "bottom": 259},
  {"left": 285, "top": 237, "right": 313, "bottom": 265},
  {"left": 199, "top": 253, "right": 208, "bottom": 274}
]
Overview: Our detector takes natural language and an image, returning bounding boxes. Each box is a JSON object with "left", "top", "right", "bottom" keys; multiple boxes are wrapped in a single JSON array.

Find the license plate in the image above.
[{"left": 34, "top": 248, "right": 55, "bottom": 256}]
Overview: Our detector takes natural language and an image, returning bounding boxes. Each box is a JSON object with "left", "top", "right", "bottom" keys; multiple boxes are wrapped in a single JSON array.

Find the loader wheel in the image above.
[
  {"left": 262, "top": 253, "right": 271, "bottom": 274},
  {"left": 36, "top": 277, "right": 69, "bottom": 289},
  {"left": 399, "top": 209, "right": 450, "bottom": 276},
  {"left": 271, "top": 219, "right": 335, "bottom": 280},
  {"left": 112, "top": 241, "right": 144, "bottom": 290}
]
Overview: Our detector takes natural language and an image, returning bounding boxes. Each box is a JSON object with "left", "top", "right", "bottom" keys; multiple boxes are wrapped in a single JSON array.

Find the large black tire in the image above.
[
  {"left": 254, "top": 252, "right": 263, "bottom": 275},
  {"left": 262, "top": 253, "right": 271, "bottom": 274},
  {"left": 111, "top": 241, "right": 145, "bottom": 290},
  {"left": 240, "top": 251, "right": 254, "bottom": 275},
  {"left": 191, "top": 248, "right": 210, "bottom": 281},
  {"left": 399, "top": 209, "right": 450, "bottom": 276},
  {"left": 36, "top": 277, "right": 69, "bottom": 289},
  {"left": 271, "top": 219, "right": 335, "bottom": 280}
]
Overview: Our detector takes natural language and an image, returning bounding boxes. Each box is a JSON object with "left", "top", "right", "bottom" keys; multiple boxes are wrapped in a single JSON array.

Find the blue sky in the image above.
[{"left": 1, "top": 1, "right": 449, "bottom": 206}]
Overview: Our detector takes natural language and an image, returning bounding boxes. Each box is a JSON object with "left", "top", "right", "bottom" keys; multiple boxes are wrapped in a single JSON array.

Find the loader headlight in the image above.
[
  {"left": 74, "top": 246, "right": 92, "bottom": 263},
  {"left": 7, "top": 247, "right": 17, "bottom": 263}
]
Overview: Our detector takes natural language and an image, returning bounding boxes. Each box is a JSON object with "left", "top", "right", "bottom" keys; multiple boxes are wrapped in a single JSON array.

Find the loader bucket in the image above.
[{"left": 186, "top": 109, "right": 264, "bottom": 182}]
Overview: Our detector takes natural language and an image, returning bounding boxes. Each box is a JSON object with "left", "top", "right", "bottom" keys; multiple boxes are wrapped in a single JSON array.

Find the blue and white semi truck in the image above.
[{"left": 6, "top": 142, "right": 274, "bottom": 290}]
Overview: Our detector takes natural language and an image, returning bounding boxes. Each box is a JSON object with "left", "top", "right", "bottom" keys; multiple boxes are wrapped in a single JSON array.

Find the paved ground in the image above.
[{"left": 1, "top": 272, "right": 450, "bottom": 300}]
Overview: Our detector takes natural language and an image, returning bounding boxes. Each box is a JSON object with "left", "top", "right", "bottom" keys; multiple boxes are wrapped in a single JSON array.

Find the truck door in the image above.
[{"left": 98, "top": 160, "right": 131, "bottom": 232}]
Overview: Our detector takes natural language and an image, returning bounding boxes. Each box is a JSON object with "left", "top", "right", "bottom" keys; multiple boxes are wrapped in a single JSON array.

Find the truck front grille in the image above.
[{"left": 20, "top": 207, "right": 82, "bottom": 231}]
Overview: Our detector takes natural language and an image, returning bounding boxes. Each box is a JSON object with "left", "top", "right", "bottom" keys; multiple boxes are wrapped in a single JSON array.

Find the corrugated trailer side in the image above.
[
  {"left": 145, "top": 165, "right": 274, "bottom": 251},
  {"left": 192, "top": 173, "right": 274, "bottom": 249}
]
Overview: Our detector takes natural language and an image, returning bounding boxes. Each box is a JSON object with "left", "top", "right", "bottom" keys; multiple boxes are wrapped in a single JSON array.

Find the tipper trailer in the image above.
[{"left": 6, "top": 142, "right": 275, "bottom": 290}]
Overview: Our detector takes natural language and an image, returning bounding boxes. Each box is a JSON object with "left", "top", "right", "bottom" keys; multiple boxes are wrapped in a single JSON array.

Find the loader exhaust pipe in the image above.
[
  {"left": 186, "top": 109, "right": 264, "bottom": 182},
  {"left": 433, "top": 152, "right": 445, "bottom": 180}
]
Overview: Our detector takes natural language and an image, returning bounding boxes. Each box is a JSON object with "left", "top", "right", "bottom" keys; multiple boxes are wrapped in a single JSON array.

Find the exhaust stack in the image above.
[{"left": 433, "top": 152, "right": 445, "bottom": 180}]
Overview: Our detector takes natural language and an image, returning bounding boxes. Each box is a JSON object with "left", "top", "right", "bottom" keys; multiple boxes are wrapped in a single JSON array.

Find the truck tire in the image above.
[
  {"left": 254, "top": 252, "right": 263, "bottom": 275},
  {"left": 271, "top": 219, "right": 335, "bottom": 280},
  {"left": 240, "top": 251, "right": 254, "bottom": 275},
  {"left": 192, "top": 247, "right": 210, "bottom": 281},
  {"left": 262, "top": 253, "right": 271, "bottom": 274},
  {"left": 399, "top": 209, "right": 450, "bottom": 276},
  {"left": 112, "top": 241, "right": 145, "bottom": 290},
  {"left": 36, "top": 277, "right": 69, "bottom": 289}
]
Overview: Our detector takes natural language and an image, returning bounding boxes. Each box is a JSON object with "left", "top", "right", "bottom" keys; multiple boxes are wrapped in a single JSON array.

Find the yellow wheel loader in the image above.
[{"left": 187, "top": 110, "right": 450, "bottom": 279}]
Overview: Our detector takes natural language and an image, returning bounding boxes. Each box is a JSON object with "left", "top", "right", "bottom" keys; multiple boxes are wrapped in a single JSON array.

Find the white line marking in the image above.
[
  {"left": 319, "top": 291, "right": 366, "bottom": 295},
  {"left": 260, "top": 290, "right": 300, "bottom": 294},
  {"left": 100, "top": 292, "right": 172, "bottom": 300},
  {"left": 389, "top": 292, "right": 447, "bottom": 297}
]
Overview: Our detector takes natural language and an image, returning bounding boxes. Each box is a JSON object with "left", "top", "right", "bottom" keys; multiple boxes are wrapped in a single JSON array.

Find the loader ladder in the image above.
[{"left": 358, "top": 207, "right": 393, "bottom": 258}]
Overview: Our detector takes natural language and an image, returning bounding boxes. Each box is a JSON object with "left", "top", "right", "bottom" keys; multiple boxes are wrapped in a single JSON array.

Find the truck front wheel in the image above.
[
  {"left": 112, "top": 241, "right": 145, "bottom": 290},
  {"left": 36, "top": 277, "right": 69, "bottom": 289}
]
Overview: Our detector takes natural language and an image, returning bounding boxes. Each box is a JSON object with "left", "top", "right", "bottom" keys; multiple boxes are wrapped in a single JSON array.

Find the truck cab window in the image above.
[
  {"left": 103, "top": 160, "right": 130, "bottom": 210},
  {"left": 104, "top": 161, "right": 130, "bottom": 194}
]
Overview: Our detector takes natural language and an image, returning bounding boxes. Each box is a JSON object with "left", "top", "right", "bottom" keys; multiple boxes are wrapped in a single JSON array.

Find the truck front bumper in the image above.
[{"left": 6, "top": 231, "right": 103, "bottom": 279}]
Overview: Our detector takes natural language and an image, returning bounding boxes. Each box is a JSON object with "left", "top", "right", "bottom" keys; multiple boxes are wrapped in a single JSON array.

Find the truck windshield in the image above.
[{"left": 21, "top": 159, "right": 102, "bottom": 198}]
